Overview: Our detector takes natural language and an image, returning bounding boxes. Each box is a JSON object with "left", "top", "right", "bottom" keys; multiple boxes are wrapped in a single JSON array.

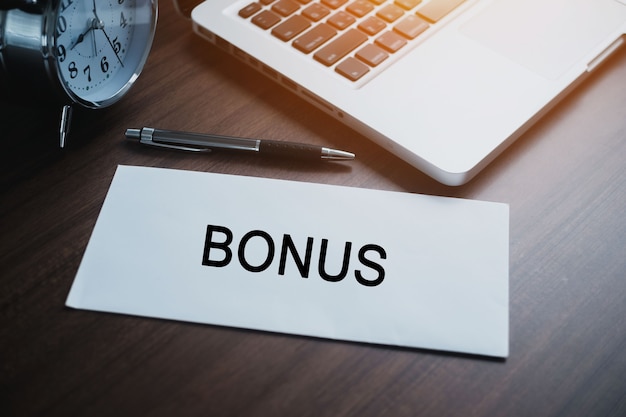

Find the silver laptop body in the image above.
[{"left": 192, "top": 0, "right": 626, "bottom": 185}]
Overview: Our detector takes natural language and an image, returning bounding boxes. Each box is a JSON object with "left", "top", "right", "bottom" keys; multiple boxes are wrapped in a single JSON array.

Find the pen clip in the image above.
[
  {"left": 141, "top": 139, "right": 211, "bottom": 153},
  {"left": 128, "top": 127, "right": 211, "bottom": 153}
]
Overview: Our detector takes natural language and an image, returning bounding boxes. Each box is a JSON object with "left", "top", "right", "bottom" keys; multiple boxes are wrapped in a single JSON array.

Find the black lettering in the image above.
[
  {"left": 202, "top": 225, "right": 233, "bottom": 267},
  {"left": 203, "top": 225, "right": 388, "bottom": 286},
  {"left": 355, "top": 244, "right": 386, "bottom": 287},
  {"left": 238, "top": 230, "right": 275, "bottom": 272},
  {"left": 318, "top": 239, "right": 351, "bottom": 282},
  {"left": 279, "top": 234, "right": 313, "bottom": 278},
  {"left": 56, "top": 15, "right": 67, "bottom": 38}
]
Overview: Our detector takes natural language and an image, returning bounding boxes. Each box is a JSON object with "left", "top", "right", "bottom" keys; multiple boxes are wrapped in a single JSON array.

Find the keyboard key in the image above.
[
  {"left": 377, "top": 4, "right": 404, "bottom": 23},
  {"left": 293, "top": 23, "right": 337, "bottom": 53},
  {"left": 375, "top": 30, "right": 407, "bottom": 52},
  {"left": 252, "top": 10, "right": 282, "bottom": 29},
  {"left": 394, "top": 0, "right": 421, "bottom": 10},
  {"left": 358, "top": 16, "right": 387, "bottom": 36},
  {"left": 272, "top": 0, "right": 301, "bottom": 16},
  {"left": 416, "top": 0, "right": 465, "bottom": 23},
  {"left": 302, "top": 3, "right": 331, "bottom": 21},
  {"left": 336, "top": 57, "right": 370, "bottom": 81},
  {"left": 272, "top": 15, "right": 312, "bottom": 41},
  {"left": 314, "top": 29, "right": 368, "bottom": 66},
  {"left": 328, "top": 11, "right": 357, "bottom": 30},
  {"left": 356, "top": 43, "right": 389, "bottom": 66},
  {"left": 321, "top": 0, "right": 349, "bottom": 8},
  {"left": 239, "top": 2, "right": 262, "bottom": 18},
  {"left": 346, "top": 0, "right": 375, "bottom": 18},
  {"left": 394, "top": 14, "right": 429, "bottom": 39},
  {"left": 239, "top": 0, "right": 466, "bottom": 82}
]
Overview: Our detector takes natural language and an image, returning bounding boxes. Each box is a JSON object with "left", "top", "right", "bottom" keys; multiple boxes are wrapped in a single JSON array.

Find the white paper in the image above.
[{"left": 67, "top": 165, "right": 509, "bottom": 357}]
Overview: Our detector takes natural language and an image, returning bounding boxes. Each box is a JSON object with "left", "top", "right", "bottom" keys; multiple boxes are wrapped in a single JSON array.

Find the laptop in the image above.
[{"left": 190, "top": 0, "right": 626, "bottom": 185}]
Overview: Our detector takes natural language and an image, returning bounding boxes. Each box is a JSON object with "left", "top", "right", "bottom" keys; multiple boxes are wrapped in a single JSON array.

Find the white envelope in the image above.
[{"left": 67, "top": 165, "right": 509, "bottom": 357}]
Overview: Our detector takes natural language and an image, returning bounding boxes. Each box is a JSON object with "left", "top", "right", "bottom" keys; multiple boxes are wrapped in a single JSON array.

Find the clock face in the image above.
[{"left": 53, "top": 0, "right": 156, "bottom": 107}]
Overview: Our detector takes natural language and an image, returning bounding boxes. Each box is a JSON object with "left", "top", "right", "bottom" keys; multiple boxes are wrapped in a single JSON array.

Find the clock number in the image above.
[
  {"left": 59, "top": 0, "right": 74, "bottom": 12},
  {"left": 120, "top": 12, "right": 128, "bottom": 29},
  {"left": 68, "top": 62, "right": 78, "bottom": 79},
  {"left": 111, "top": 37, "right": 122, "bottom": 54},
  {"left": 101, "top": 56, "right": 110, "bottom": 73},
  {"left": 84, "top": 65, "right": 91, "bottom": 82},
  {"left": 58, "top": 45, "right": 67, "bottom": 63},
  {"left": 56, "top": 16, "right": 67, "bottom": 38}
]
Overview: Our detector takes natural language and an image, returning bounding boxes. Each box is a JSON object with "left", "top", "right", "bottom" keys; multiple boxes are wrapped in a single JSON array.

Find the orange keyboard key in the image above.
[
  {"left": 293, "top": 23, "right": 337, "bottom": 53},
  {"left": 336, "top": 57, "right": 370, "bottom": 81}
]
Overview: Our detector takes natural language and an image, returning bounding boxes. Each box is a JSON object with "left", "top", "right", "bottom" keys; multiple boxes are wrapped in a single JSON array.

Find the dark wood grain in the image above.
[{"left": 1, "top": 1, "right": 625, "bottom": 416}]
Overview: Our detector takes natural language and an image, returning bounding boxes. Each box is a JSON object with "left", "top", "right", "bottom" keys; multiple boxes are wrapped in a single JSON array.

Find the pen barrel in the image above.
[{"left": 259, "top": 140, "right": 321, "bottom": 160}]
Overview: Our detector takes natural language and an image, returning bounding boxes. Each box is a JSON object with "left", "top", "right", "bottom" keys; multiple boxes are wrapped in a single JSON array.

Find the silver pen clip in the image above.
[{"left": 125, "top": 127, "right": 211, "bottom": 153}]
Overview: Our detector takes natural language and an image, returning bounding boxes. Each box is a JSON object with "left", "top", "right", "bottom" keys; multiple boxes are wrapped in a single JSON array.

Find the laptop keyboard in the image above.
[{"left": 237, "top": 0, "right": 466, "bottom": 81}]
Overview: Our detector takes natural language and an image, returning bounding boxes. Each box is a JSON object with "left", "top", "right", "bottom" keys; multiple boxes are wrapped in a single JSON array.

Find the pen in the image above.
[{"left": 125, "top": 127, "right": 355, "bottom": 161}]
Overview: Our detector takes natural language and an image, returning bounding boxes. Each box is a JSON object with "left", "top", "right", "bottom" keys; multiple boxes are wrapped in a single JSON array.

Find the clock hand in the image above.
[
  {"left": 89, "top": 0, "right": 123, "bottom": 66},
  {"left": 99, "top": 26, "right": 125, "bottom": 67},
  {"left": 91, "top": 24, "right": 97, "bottom": 56},
  {"left": 89, "top": 0, "right": 99, "bottom": 56},
  {"left": 70, "top": 18, "right": 99, "bottom": 50}
]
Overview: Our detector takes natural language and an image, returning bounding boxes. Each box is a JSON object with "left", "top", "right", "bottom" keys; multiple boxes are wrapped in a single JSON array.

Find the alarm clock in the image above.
[{"left": 0, "top": 0, "right": 158, "bottom": 146}]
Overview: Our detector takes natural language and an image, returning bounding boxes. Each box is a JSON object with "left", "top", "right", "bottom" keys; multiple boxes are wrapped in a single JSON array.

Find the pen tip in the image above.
[
  {"left": 125, "top": 128, "right": 141, "bottom": 139},
  {"left": 322, "top": 148, "right": 355, "bottom": 160}
]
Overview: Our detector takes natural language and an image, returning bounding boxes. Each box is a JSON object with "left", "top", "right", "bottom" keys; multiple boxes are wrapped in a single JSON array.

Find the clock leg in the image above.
[{"left": 59, "top": 104, "right": 73, "bottom": 148}]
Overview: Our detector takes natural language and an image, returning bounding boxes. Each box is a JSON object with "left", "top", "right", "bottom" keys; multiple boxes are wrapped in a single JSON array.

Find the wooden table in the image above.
[{"left": 2, "top": 1, "right": 625, "bottom": 415}]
